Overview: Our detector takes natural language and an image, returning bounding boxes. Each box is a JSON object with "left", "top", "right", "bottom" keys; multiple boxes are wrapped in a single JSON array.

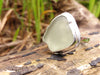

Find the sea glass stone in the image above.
[{"left": 43, "top": 15, "right": 74, "bottom": 52}]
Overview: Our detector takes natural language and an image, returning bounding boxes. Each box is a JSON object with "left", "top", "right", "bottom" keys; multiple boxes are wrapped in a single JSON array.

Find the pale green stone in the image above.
[{"left": 43, "top": 16, "right": 74, "bottom": 52}]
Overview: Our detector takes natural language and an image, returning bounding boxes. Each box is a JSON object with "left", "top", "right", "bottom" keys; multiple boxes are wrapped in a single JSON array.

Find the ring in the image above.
[{"left": 43, "top": 12, "right": 81, "bottom": 54}]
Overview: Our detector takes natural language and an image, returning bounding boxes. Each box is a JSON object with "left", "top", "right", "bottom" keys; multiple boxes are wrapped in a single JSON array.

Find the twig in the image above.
[
  {"left": 0, "top": 40, "right": 23, "bottom": 48},
  {"left": 17, "top": 32, "right": 32, "bottom": 52},
  {"left": 0, "top": 9, "right": 13, "bottom": 33}
]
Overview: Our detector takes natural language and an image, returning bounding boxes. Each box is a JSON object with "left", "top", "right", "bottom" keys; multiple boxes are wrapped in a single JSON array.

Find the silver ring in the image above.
[{"left": 43, "top": 12, "right": 81, "bottom": 54}]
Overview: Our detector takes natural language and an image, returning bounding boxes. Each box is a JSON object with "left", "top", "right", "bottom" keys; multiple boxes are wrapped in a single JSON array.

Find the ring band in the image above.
[{"left": 43, "top": 12, "right": 81, "bottom": 53}]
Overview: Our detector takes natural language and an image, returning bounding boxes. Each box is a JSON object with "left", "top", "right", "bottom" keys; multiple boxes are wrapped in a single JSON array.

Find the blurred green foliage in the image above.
[
  {"left": 89, "top": 0, "right": 100, "bottom": 17},
  {"left": 0, "top": 0, "right": 3, "bottom": 17},
  {"left": 0, "top": 0, "right": 54, "bottom": 43},
  {"left": 78, "top": 0, "right": 100, "bottom": 18},
  {"left": 0, "top": 0, "right": 100, "bottom": 43}
]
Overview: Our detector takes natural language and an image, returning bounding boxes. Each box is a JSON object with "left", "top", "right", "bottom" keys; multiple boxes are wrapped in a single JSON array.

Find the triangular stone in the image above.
[{"left": 43, "top": 15, "right": 74, "bottom": 52}]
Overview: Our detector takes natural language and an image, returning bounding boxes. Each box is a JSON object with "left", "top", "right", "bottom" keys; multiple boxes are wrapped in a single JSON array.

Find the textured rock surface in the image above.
[
  {"left": 0, "top": 0, "right": 100, "bottom": 75},
  {"left": 0, "top": 28, "right": 100, "bottom": 75}
]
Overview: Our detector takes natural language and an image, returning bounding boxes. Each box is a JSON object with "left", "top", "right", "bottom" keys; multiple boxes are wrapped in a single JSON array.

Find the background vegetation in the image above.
[
  {"left": 0, "top": 0, "right": 100, "bottom": 56},
  {"left": 0, "top": 0, "right": 100, "bottom": 43},
  {"left": 77, "top": 0, "right": 100, "bottom": 18}
]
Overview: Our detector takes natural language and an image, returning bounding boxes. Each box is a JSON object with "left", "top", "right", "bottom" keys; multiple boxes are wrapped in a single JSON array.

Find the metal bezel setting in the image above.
[{"left": 43, "top": 12, "right": 81, "bottom": 53}]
